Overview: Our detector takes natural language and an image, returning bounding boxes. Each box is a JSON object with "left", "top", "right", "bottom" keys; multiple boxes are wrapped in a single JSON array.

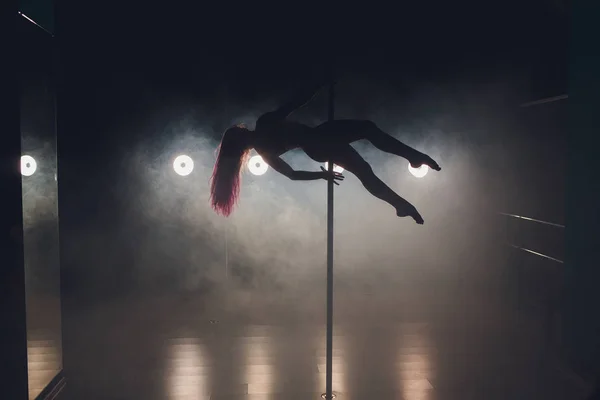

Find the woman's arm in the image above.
[{"left": 261, "top": 154, "right": 323, "bottom": 181}]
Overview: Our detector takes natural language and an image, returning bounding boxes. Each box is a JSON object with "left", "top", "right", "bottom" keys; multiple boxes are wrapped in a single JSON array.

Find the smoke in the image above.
[{"left": 61, "top": 75, "right": 540, "bottom": 308}]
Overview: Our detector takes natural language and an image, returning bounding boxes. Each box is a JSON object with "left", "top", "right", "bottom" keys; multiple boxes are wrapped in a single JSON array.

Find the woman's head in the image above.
[{"left": 209, "top": 125, "right": 252, "bottom": 216}]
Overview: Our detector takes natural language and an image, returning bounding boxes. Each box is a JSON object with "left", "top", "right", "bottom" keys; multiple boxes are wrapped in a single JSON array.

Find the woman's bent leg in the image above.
[
  {"left": 305, "top": 143, "right": 424, "bottom": 224},
  {"left": 315, "top": 120, "right": 440, "bottom": 171}
]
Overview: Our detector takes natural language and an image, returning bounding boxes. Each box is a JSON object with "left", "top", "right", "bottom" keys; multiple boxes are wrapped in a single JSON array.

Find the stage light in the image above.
[
  {"left": 173, "top": 155, "right": 194, "bottom": 176},
  {"left": 21, "top": 155, "right": 37, "bottom": 177},
  {"left": 248, "top": 155, "right": 268, "bottom": 176},
  {"left": 323, "top": 162, "right": 344, "bottom": 173},
  {"left": 408, "top": 163, "right": 429, "bottom": 178}
]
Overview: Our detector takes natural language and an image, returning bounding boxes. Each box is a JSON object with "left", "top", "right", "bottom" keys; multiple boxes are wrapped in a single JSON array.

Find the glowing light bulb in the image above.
[
  {"left": 323, "top": 162, "right": 344, "bottom": 173},
  {"left": 248, "top": 155, "right": 268, "bottom": 176},
  {"left": 21, "top": 155, "right": 37, "bottom": 176},
  {"left": 173, "top": 155, "right": 194, "bottom": 176},
  {"left": 408, "top": 163, "right": 429, "bottom": 178}
]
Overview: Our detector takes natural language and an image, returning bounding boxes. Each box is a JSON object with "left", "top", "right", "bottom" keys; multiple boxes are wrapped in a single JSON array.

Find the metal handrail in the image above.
[
  {"left": 520, "top": 94, "right": 568, "bottom": 108},
  {"left": 502, "top": 211, "right": 566, "bottom": 359},
  {"left": 507, "top": 244, "right": 564, "bottom": 264},
  {"left": 499, "top": 212, "right": 565, "bottom": 228},
  {"left": 500, "top": 212, "right": 565, "bottom": 264}
]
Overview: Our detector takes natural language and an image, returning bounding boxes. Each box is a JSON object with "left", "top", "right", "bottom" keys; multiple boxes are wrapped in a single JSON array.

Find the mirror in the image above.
[{"left": 18, "top": 13, "right": 62, "bottom": 399}]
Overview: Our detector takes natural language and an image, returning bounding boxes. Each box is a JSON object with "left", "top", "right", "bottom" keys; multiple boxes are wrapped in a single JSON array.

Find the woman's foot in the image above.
[
  {"left": 410, "top": 152, "right": 441, "bottom": 171},
  {"left": 396, "top": 205, "right": 424, "bottom": 225}
]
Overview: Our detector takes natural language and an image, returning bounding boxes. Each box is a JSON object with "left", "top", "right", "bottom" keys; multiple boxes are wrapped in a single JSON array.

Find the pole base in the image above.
[{"left": 321, "top": 393, "right": 337, "bottom": 399}]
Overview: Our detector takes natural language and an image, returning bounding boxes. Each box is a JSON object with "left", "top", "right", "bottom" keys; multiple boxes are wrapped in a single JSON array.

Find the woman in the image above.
[{"left": 210, "top": 81, "right": 441, "bottom": 224}]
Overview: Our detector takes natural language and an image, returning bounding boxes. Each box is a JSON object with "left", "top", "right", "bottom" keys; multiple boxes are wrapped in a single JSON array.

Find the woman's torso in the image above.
[{"left": 253, "top": 113, "right": 314, "bottom": 155}]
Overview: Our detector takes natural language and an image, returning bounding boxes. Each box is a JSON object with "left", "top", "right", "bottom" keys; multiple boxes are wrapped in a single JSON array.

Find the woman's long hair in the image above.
[{"left": 210, "top": 125, "right": 251, "bottom": 216}]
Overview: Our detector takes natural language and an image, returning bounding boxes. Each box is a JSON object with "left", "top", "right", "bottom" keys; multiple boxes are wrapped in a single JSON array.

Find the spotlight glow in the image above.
[
  {"left": 173, "top": 155, "right": 194, "bottom": 176},
  {"left": 323, "top": 162, "right": 344, "bottom": 173},
  {"left": 408, "top": 163, "right": 429, "bottom": 178},
  {"left": 248, "top": 155, "right": 268, "bottom": 176},
  {"left": 21, "top": 155, "right": 37, "bottom": 177}
]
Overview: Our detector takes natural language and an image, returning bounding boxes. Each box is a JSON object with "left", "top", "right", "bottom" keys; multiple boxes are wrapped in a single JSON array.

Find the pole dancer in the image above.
[{"left": 210, "top": 79, "right": 441, "bottom": 223}]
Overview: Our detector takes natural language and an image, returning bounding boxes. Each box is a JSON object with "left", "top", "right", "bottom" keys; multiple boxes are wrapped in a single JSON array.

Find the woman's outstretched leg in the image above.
[
  {"left": 306, "top": 144, "right": 424, "bottom": 224},
  {"left": 315, "top": 120, "right": 441, "bottom": 171}
]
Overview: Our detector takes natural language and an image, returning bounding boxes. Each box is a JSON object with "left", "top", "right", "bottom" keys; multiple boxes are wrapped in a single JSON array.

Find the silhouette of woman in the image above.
[{"left": 210, "top": 80, "right": 441, "bottom": 224}]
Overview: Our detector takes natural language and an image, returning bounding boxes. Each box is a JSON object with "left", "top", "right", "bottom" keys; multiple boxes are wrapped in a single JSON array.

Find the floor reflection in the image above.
[
  {"left": 316, "top": 331, "right": 348, "bottom": 395},
  {"left": 26, "top": 294, "right": 62, "bottom": 400},
  {"left": 27, "top": 336, "right": 61, "bottom": 400},
  {"left": 396, "top": 328, "right": 434, "bottom": 400},
  {"left": 62, "top": 285, "right": 586, "bottom": 400},
  {"left": 166, "top": 337, "right": 209, "bottom": 399},
  {"left": 241, "top": 326, "right": 275, "bottom": 396}
]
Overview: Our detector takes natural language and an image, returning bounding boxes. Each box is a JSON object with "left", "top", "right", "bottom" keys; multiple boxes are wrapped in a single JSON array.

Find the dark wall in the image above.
[
  {"left": 503, "top": 101, "right": 566, "bottom": 260},
  {"left": 563, "top": 1, "right": 600, "bottom": 378},
  {"left": 496, "top": 92, "right": 567, "bottom": 360}
]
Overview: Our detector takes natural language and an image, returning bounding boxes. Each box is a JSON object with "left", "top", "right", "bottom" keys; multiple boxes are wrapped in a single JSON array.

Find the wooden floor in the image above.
[
  {"left": 28, "top": 336, "right": 61, "bottom": 400},
  {"left": 27, "top": 296, "right": 62, "bottom": 400},
  {"left": 60, "top": 279, "right": 586, "bottom": 400}
]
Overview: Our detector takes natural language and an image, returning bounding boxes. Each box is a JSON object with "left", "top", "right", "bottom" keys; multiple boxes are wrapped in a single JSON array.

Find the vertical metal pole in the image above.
[
  {"left": 325, "top": 80, "right": 335, "bottom": 399},
  {"left": 224, "top": 223, "right": 229, "bottom": 280}
]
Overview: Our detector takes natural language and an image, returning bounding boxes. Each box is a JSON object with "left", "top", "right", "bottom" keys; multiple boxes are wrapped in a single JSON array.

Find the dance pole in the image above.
[
  {"left": 325, "top": 78, "right": 335, "bottom": 399},
  {"left": 224, "top": 224, "right": 228, "bottom": 279}
]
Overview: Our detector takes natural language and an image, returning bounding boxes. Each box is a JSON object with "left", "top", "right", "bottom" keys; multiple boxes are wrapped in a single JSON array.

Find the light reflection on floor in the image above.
[
  {"left": 242, "top": 326, "right": 275, "bottom": 396},
  {"left": 397, "top": 332, "right": 434, "bottom": 400},
  {"left": 61, "top": 285, "right": 586, "bottom": 400},
  {"left": 27, "top": 337, "right": 61, "bottom": 400},
  {"left": 166, "top": 337, "right": 209, "bottom": 399},
  {"left": 315, "top": 331, "right": 348, "bottom": 395}
]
